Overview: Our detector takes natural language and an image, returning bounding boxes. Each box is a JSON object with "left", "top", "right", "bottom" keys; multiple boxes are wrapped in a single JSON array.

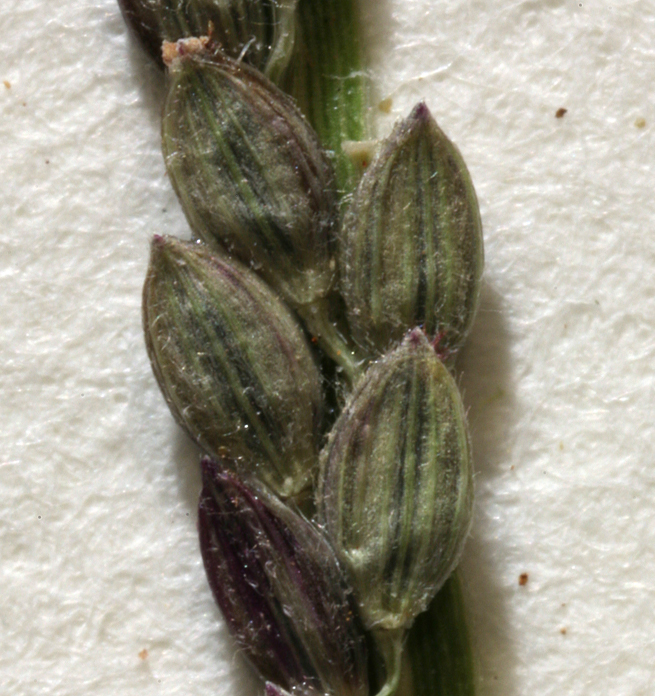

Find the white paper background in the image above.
[{"left": 2, "top": 1, "right": 654, "bottom": 694}]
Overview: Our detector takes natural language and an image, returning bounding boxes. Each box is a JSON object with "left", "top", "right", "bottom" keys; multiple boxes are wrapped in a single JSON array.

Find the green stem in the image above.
[
  {"left": 374, "top": 628, "right": 406, "bottom": 696},
  {"left": 284, "top": 0, "right": 371, "bottom": 195},
  {"left": 403, "top": 572, "right": 476, "bottom": 696},
  {"left": 296, "top": 297, "right": 366, "bottom": 388}
]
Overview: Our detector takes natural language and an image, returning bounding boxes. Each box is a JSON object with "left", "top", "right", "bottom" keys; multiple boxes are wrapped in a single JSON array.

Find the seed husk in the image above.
[
  {"left": 264, "top": 685, "right": 325, "bottom": 696},
  {"left": 199, "top": 459, "right": 369, "bottom": 696},
  {"left": 339, "top": 102, "right": 484, "bottom": 360},
  {"left": 118, "top": 0, "right": 298, "bottom": 81},
  {"left": 142, "top": 235, "right": 323, "bottom": 499},
  {"left": 318, "top": 328, "right": 474, "bottom": 631},
  {"left": 161, "top": 45, "right": 339, "bottom": 309}
]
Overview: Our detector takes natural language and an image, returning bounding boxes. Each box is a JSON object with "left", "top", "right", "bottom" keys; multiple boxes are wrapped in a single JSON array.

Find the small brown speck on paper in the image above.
[{"left": 518, "top": 573, "right": 529, "bottom": 586}]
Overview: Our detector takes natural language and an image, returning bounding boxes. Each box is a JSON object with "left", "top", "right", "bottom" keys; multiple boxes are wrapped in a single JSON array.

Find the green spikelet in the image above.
[
  {"left": 118, "top": 0, "right": 298, "bottom": 81},
  {"left": 318, "top": 329, "right": 473, "bottom": 630},
  {"left": 143, "top": 236, "right": 323, "bottom": 499},
  {"left": 339, "top": 103, "right": 483, "bottom": 359},
  {"left": 162, "top": 45, "right": 339, "bottom": 308}
]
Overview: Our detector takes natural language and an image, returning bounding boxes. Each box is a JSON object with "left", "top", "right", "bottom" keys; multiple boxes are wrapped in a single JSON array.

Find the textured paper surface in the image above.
[{"left": 1, "top": 1, "right": 654, "bottom": 694}]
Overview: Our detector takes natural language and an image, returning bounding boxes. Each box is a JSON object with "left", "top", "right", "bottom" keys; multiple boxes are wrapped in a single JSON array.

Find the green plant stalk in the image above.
[
  {"left": 398, "top": 571, "right": 476, "bottom": 696},
  {"left": 373, "top": 628, "right": 405, "bottom": 696},
  {"left": 295, "top": 296, "right": 366, "bottom": 388},
  {"left": 276, "top": 0, "right": 373, "bottom": 376},
  {"left": 284, "top": 0, "right": 371, "bottom": 194}
]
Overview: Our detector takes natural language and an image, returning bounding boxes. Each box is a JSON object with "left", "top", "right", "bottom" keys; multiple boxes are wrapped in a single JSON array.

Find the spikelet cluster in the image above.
[{"left": 120, "top": 4, "right": 483, "bottom": 696}]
